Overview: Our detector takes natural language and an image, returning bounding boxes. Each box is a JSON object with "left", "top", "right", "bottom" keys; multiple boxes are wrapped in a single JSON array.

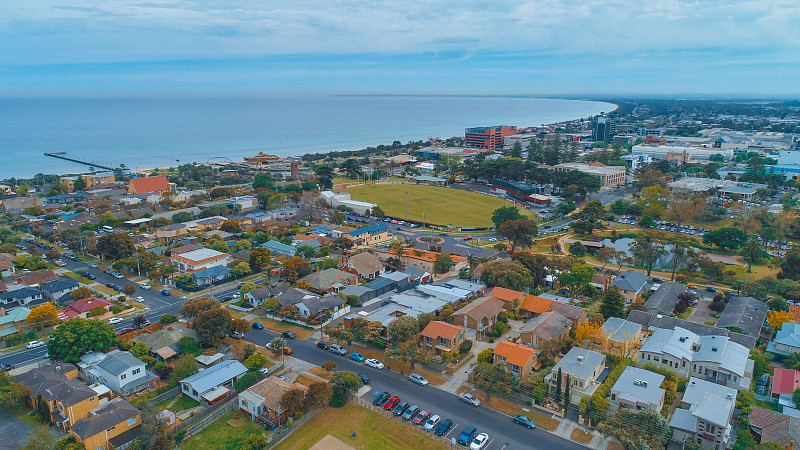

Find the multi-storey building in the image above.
[{"left": 464, "top": 126, "right": 517, "bottom": 151}]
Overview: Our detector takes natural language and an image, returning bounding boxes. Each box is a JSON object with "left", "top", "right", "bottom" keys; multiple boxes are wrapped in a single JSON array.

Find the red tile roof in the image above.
[
  {"left": 420, "top": 321, "right": 466, "bottom": 340},
  {"left": 493, "top": 341, "right": 539, "bottom": 367},
  {"left": 519, "top": 295, "right": 554, "bottom": 314},
  {"left": 488, "top": 287, "right": 527, "bottom": 303},
  {"left": 749, "top": 405, "right": 800, "bottom": 448},
  {"left": 128, "top": 175, "right": 170, "bottom": 194},
  {"left": 771, "top": 368, "right": 800, "bottom": 395},
  {"left": 58, "top": 297, "right": 111, "bottom": 319}
]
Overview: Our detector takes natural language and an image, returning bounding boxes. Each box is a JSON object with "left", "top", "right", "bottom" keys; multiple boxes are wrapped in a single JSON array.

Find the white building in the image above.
[
  {"left": 609, "top": 366, "right": 665, "bottom": 413},
  {"left": 170, "top": 248, "right": 232, "bottom": 274},
  {"left": 320, "top": 191, "right": 376, "bottom": 215},
  {"left": 669, "top": 377, "right": 737, "bottom": 450},
  {"left": 79, "top": 350, "right": 157, "bottom": 395}
]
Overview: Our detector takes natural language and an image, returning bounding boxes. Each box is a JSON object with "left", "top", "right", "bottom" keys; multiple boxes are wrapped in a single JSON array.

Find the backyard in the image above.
[{"left": 179, "top": 410, "right": 266, "bottom": 450}]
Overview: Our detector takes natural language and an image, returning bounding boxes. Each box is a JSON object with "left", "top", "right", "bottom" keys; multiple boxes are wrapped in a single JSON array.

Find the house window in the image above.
[
  {"left": 611, "top": 393, "right": 616, "bottom": 400},
  {"left": 132, "top": 368, "right": 141, "bottom": 376},
  {"left": 127, "top": 417, "right": 137, "bottom": 426},
  {"left": 439, "top": 337, "right": 447, "bottom": 346},
  {"left": 121, "top": 374, "right": 127, "bottom": 380},
  {"left": 425, "top": 337, "right": 433, "bottom": 346},
  {"left": 107, "top": 426, "right": 115, "bottom": 432},
  {"left": 511, "top": 365, "right": 520, "bottom": 375},
  {"left": 653, "top": 356, "right": 659, "bottom": 362}
]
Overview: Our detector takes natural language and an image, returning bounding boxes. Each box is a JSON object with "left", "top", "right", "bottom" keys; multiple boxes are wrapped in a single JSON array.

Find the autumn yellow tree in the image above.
[
  {"left": 70, "top": 286, "right": 94, "bottom": 301},
  {"left": 363, "top": 321, "right": 384, "bottom": 342},
  {"left": 27, "top": 302, "right": 58, "bottom": 329},
  {"left": 574, "top": 319, "right": 603, "bottom": 349},
  {"left": 766, "top": 310, "right": 794, "bottom": 335}
]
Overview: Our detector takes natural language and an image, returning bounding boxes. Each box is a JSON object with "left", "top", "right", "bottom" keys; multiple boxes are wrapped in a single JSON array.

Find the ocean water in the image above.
[{"left": 0, "top": 95, "right": 613, "bottom": 178}]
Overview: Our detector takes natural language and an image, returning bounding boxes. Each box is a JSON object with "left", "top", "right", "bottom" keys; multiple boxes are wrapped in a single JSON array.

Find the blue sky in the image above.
[{"left": 1, "top": 0, "right": 799, "bottom": 96}]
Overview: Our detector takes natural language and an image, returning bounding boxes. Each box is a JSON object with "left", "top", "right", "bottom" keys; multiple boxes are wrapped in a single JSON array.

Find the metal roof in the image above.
[{"left": 180, "top": 360, "right": 247, "bottom": 394}]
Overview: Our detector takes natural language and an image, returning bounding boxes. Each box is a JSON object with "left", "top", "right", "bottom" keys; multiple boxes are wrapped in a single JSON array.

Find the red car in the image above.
[
  {"left": 282, "top": 346, "right": 293, "bottom": 355},
  {"left": 103, "top": 268, "right": 111, "bottom": 274},
  {"left": 412, "top": 409, "right": 431, "bottom": 425},
  {"left": 464, "top": 237, "right": 472, "bottom": 241},
  {"left": 116, "top": 327, "right": 133, "bottom": 336},
  {"left": 383, "top": 396, "right": 400, "bottom": 411}
]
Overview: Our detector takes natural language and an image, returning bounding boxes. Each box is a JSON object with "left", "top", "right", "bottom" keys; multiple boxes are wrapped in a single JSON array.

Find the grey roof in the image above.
[
  {"left": 15, "top": 362, "right": 77, "bottom": 400},
  {"left": 192, "top": 265, "right": 231, "bottom": 279},
  {"left": 773, "top": 322, "right": 800, "bottom": 348},
  {"left": 639, "top": 327, "right": 699, "bottom": 362},
  {"left": 70, "top": 398, "right": 140, "bottom": 439},
  {"left": 602, "top": 317, "right": 642, "bottom": 342},
  {"left": 402, "top": 267, "right": 429, "bottom": 279},
  {"left": 519, "top": 311, "right": 572, "bottom": 340},
  {"left": 277, "top": 288, "right": 317, "bottom": 307},
  {"left": 626, "top": 310, "right": 757, "bottom": 349},
  {"left": 644, "top": 281, "right": 686, "bottom": 314},
  {"left": 693, "top": 335, "right": 750, "bottom": 377},
  {"left": 612, "top": 367, "right": 665, "bottom": 407},
  {"left": 365, "top": 277, "right": 395, "bottom": 291},
  {"left": 549, "top": 301, "right": 587, "bottom": 322},
  {"left": 44, "top": 377, "right": 96, "bottom": 406},
  {"left": 669, "top": 408, "right": 698, "bottom": 432},
  {"left": 683, "top": 377, "right": 737, "bottom": 408},
  {"left": 611, "top": 271, "right": 648, "bottom": 292},
  {"left": 249, "top": 282, "right": 290, "bottom": 301},
  {"left": 96, "top": 350, "right": 144, "bottom": 376},
  {"left": 339, "top": 285, "right": 374, "bottom": 297},
  {"left": 445, "top": 279, "right": 486, "bottom": 295},
  {"left": 302, "top": 294, "right": 345, "bottom": 315},
  {"left": 552, "top": 347, "right": 606, "bottom": 381},
  {"left": 180, "top": 359, "right": 247, "bottom": 394},
  {"left": 692, "top": 391, "right": 735, "bottom": 426},
  {"left": 41, "top": 277, "right": 79, "bottom": 293},
  {"left": 302, "top": 268, "right": 357, "bottom": 291},
  {"left": 0, "top": 286, "right": 42, "bottom": 301},
  {"left": 716, "top": 296, "right": 767, "bottom": 336},
  {"left": 131, "top": 323, "right": 197, "bottom": 352}
]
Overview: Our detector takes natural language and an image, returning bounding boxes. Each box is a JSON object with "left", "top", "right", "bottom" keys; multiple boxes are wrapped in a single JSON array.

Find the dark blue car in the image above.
[
  {"left": 251, "top": 322, "right": 264, "bottom": 330},
  {"left": 513, "top": 415, "right": 536, "bottom": 429}
]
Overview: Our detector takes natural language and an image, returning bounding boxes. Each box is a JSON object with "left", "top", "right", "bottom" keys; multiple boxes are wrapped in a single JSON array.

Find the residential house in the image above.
[
  {"left": 715, "top": 296, "right": 767, "bottom": 337},
  {"left": 347, "top": 224, "right": 392, "bottom": 246},
  {"left": 69, "top": 398, "right": 142, "bottom": 450},
  {"left": 517, "top": 311, "right": 572, "bottom": 348},
  {"left": 330, "top": 226, "right": 357, "bottom": 239},
  {"left": 130, "top": 322, "right": 198, "bottom": 362},
  {"left": 79, "top": 350, "right": 158, "bottom": 395},
  {"left": 0, "top": 257, "right": 15, "bottom": 278},
  {"left": 260, "top": 240, "right": 296, "bottom": 257},
  {"left": 301, "top": 268, "right": 358, "bottom": 294},
  {"left": 179, "top": 360, "right": 247, "bottom": 404},
  {"left": 127, "top": 175, "right": 172, "bottom": 195},
  {"left": 627, "top": 310, "right": 758, "bottom": 349},
  {"left": 170, "top": 248, "right": 232, "bottom": 274},
  {"left": 597, "top": 317, "right": 645, "bottom": 357},
  {"left": 518, "top": 295, "right": 554, "bottom": 318},
  {"left": 486, "top": 286, "right": 527, "bottom": 311},
  {"left": 419, "top": 321, "right": 467, "bottom": 355},
  {"left": 609, "top": 366, "right": 665, "bottom": 412},
  {"left": 340, "top": 252, "right": 385, "bottom": 280},
  {"left": 767, "top": 322, "right": 800, "bottom": 356},
  {"left": 376, "top": 247, "right": 466, "bottom": 274},
  {"left": 611, "top": 271, "right": 649, "bottom": 304},
  {"left": 770, "top": 368, "right": 800, "bottom": 404},
  {"left": 549, "top": 302, "right": 588, "bottom": 327},
  {"left": 238, "top": 376, "right": 308, "bottom": 429},
  {"left": 493, "top": 341, "right": 540, "bottom": 378},
  {"left": 639, "top": 327, "right": 753, "bottom": 390},
  {"left": 445, "top": 279, "right": 487, "bottom": 297},
  {"left": 452, "top": 296, "right": 504, "bottom": 339},
  {"left": 645, "top": 281, "right": 688, "bottom": 314},
  {"left": 16, "top": 270, "right": 61, "bottom": 287},
  {"left": 545, "top": 347, "right": 607, "bottom": 405},
  {"left": 41, "top": 277, "right": 80, "bottom": 304},
  {"left": 15, "top": 362, "right": 99, "bottom": 432},
  {"left": 296, "top": 293, "right": 349, "bottom": 320},
  {"left": 748, "top": 406, "right": 800, "bottom": 449},
  {"left": 191, "top": 265, "right": 233, "bottom": 285},
  {"left": 0, "top": 286, "right": 43, "bottom": 310},
  {"left": 0, "top": 306, "right": 29, "bottom": 342},
  {"left": 669, "top": 377, "right": 737, "bottom": 450},
  {"left": 245, "top": 282, "right": 290, "bottom": 308},
  {"left": 58, "top": 297, "right": 111, "bottom": 320}
]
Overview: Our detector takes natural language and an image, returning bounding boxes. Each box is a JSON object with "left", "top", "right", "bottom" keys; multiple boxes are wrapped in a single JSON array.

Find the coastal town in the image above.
[{"left": 3, "top": 98, "right": 800, "bottom": 450}]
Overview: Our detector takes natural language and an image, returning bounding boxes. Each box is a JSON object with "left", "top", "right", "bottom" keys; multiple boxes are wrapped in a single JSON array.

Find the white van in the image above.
[{"left": 27, "top": 340, "right": 45, "bottom": 349}]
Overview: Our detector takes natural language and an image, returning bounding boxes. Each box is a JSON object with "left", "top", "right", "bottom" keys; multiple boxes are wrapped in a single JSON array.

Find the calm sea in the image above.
[{"left": 0, "top": 95, "right": 613, "bottom": 178}]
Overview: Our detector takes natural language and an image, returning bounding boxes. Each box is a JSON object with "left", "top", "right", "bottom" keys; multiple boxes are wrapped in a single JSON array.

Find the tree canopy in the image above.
[{"left": 48, "top": 318, "right": 118, "bottom": 362}]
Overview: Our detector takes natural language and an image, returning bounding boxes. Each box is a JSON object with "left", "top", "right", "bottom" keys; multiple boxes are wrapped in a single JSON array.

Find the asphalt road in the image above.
[{"left": 243, "top": 327, "right": 584, "bottom": 450}]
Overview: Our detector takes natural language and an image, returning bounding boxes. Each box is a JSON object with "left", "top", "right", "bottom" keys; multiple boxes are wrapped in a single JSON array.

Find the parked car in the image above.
[
  {"left": 364, "top": 358, "right": 384, "bottom": 369},
  {"left": 251, "top": 322, "right": 264, "bottom": 330},
  {"left": 85, "top": 274, "right": 96, "bottom": 280},
  {"left": 259, "top": 367, "right": 270, "bottom": 375},
  {"left": 105, "top": 282, "right": 116, "bottom": 289},
  {"left": 470, "top": 432, "right": 489, "bottom": 449},
  {"left": 282, "top": 331, "right": 296, "bottom": 339},
  {"left": 434, "top": 419, "right": 453, "bottom": 436},
  {"left": 0, "top": 363, "right": 11, "bottom": 372},
  {"left": 372, "top": 392, "right": 390, "bottom": 407},
  {"left": 160, "top": 289, "right": 171, "bottom": 296},
  {"left": 108, "top": 317, "right": 123, "bottom": 325},
  {"left": 705, "top": 286, "right": 717, "bottom": 293},
  {"left": 111, "top": 272, "right": 124, "bottom": 279},
  {"left": 329, "top": 344, "right": 348, "bottom": 356},
  {"left": 402, "top": 405, "right": 420, "bottom": 421},
  {"left": 358, "top": 374, "right": 370, "bottom": 385},
  {"left": 26, "top": 340, "right": 45, "bottom": 349},
  {"left": 103, "top": 268, "right": 111, "bottom": 273},
  {"left": 350, "top": 352, "right": 365, "bottom": 362},
  {"left": 88, "top": 263, "right": 98, "bottom": 268},
  {"left": 513, "top": 415, "right": 536, "bottom": 429},
  {"left": 459, "top": 393, "right": 481, "bottom": 406},
  {"left": 393, "top": 401, "right": 410, "bottom": 416},
  {"left": 139, "top": 282, "right": 151, "bottom": 289},
  {"left": 457, "top": 425, "right": 477, "bottom": 445},
  {"left": 383, "top": 396, "right": 400, "bottom": 410},
  {"left": 424, "top": 415, "right": 441, "bottom": 431},
  {"left": 412, "top": 409, "right": 431, "bottom": 425},
  {"left": 116, "top": 327, "right": 133, "bottom": 336},
  {"left": 281, "top": 346, "right": 293, "bottom": 355},
  {"left": 316, "top": 341, "right": 330, "bottom": 350},
  {"left": 408, "top": 373, "right": 428, "bottom": 385}
]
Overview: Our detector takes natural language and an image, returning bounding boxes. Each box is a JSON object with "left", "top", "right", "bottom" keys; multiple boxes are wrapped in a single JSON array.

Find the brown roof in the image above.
[
  {"left": 17, "top": 270, "right": 60, "bottom": 287},
  {"left": 519, "top": 311, "right": 572, "bottom": 341},
  {"left": 748, "top": 405, "right": 800, "bottom": 447},
  {"left": 494, "top": 341, "right": 539, "bottom": 367},
  {"left": 488, "top": 286, "right": 526, "bottom": 303},
  {"left": 247, "top": 376, "right": 307, "bottom": 412},
  {"left": 453, "top": 296, "right": 504, "bottom": 321},
  {"left": 171, "top": 244, "right": 203, "bottom": 255},
  {"left": 420, "top": 321, "right": 466, "bottom": 340},
  {"left": 472, "top": 262, "right": 486, "bottom": 280},
  {"left": 0, "top": 253, "right": 15, "bottom": 263},
  {"left": 519, "top": 295, "right": 554, "bottom": 314},
  {"left": 345, "top": 252, "right": 384, "bottom": 276},
  {"left": 550, "top": 302, "right": 588, "bottom": 322},
  {"left": 128, "top": 175, "right": 170, "bottom": 194}
]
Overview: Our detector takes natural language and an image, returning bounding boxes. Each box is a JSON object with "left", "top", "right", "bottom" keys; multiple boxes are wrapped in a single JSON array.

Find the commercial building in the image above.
[
  {"left": 594, "top": 116, "right": 615, "bottom": 142},
  {"left": 320, "top": 191, "right": 376, "bottom": 215},
  {"left": 554, "top": 162, "right": 627, "bottom": 188},
  {"left": 60, "top": 173, "right": 116, "bottom": 192},
  {"left": 464, "top": 126, "right": 517, "bottom": 151},
  {"left": 632, "top": 145, "right": 734, "bottom": 162}
]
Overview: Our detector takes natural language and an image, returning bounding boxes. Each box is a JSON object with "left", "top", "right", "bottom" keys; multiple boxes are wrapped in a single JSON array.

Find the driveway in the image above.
[
  {"left": 0, "top": 408, "right": 35, "bottom": 449},
  {"left": 687, "top": 298, "right": 715, "bottom": 325}
]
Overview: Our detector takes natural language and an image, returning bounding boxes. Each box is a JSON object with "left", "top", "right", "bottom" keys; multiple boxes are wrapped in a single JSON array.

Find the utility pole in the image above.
[{"left": 405, "top": 191, "right": 409, "bottom": 221}]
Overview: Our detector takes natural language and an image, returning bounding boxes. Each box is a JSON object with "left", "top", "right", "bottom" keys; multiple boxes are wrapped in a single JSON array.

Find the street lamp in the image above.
[
  {"left": 422, "top": 212, "right": 426, "bottom": 232},
  {"left": 405, "top": 191, "right": 409, "bottom": 221}
]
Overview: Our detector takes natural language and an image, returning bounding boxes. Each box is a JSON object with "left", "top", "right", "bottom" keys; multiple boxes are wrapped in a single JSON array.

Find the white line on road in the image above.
[
  {"left": 445, "top": 423, "right": 458, "bottom": 438},
  {"left": 485, "top": 438, "right": 494, "bottom": 449}
]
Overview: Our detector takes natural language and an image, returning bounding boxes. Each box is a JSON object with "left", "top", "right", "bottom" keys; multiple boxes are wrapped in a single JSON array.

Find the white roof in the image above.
[
  {"left": 691, "top": 392, "right": 735, "bottom": 426},
  {"left": 683, "top": 377, "right": 737, "bottom": 407},
  {"left": 612, "top": 367, "right": 665, "bottom": 407},
  {"left": 639, "top": 327, "right": 698, "bottom": 361},
  {"left": 173, "top": 248, "right": 228, "bottom": 262},
  {"left": 180, "top": 360, "right": 247, "bottom": 394},
  {"left": 693, "top": 335, "right": 749, "bottom": 377}
]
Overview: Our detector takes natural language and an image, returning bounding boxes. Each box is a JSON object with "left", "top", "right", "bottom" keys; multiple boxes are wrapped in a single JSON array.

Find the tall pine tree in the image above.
[{"left": 599, "top": 285, "right": 626, "bottom": 319}]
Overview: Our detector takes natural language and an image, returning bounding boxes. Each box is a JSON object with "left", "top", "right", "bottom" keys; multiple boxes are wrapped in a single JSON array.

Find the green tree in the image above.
[
  {"left": 239, "top": 433, "right": 267, "bottom": 450},
  {"left": 703, "top": 227, "right": 749, "bottom": 251},
  {"left": 741, "top": 239, "right": 765, "bottom": 273},
  {"left": 178, "top": 336, "right": 200, "bottom": 355},
  {"left": 193, "top": 308, "right": 232, "bottom": 347},
  {"left": 794, "top": 387, "right": 800, "bottom": 409},
  {"left": 497, "top": 219, "right": 537, "bottom": 252},
  {"left": 433, "top": 252, "right": 453, "bottom": 274},
  {"left": 252, "top": 174, "right": 275, "bottom": 190},
  {"left": 314, "top": 165, "right": 335, "bottom": 190},
  {"left": 171, "top": 211, "right": 195, "bottom": 223},
  {"left": 170, "top": 355, "right": 199, "bottom": 382},
  {"left": 295, "top": 245, "right": 316, "bottom": 259},
  {"left": 95, "top": 233, "right": 135, "bottom": 260},
  {"left": 244, "top": 353, "right": 268, "bottom": 370},
  {"left": 249, "top": 247, "right": 271, "bottom": 271},
  {"left": 480, "top": 260, "right": 533, "bottom": 291},
  {"left": 386, "top": 315, "right": 419, "bottom": 345},
  {"left": 20, "top": 426, "right": 55, "bottom": 450},
  {"left": 599, "top": 286, "right": 626, "bottom": 319},
  {"left": 599, "top": 407, "right": 670, "bottom": 450},
  {"left": 0, "top": 371, "right": 30, "bottom": 412},
  {"left": 232, "top": 262, "right": 251, "bottom": 277},
  {"left": 130, "top": 342, "right": 150, "bottom": 358},
  {"left": 303, "top": 382, "right": 333, "bottom": 411},
  {"left": 554, "top": 367, "right": 563, "bottom": 403},
  {"left": 47, "top": 318, "right": 118, "bottom": 362},
  {"left": 629, "top": 231, "right": 668, "bottom": 276},
  {"left": 568, "top": 242, "right": 587, "bottom": 257},
  {"left": 179, "top": 297, "right": 220, "bottom": 318},
  {"left": 558, "top": 263, "right": 596, "bottom": 298},
  {"left": 71, "top": 176, "right": 87, "bottom": 192},
  {"left": 571, "top": 200, "right": 607, "bottom": 234},
  {"left": 491, "top": 205, "right": 525, "bottom": 228}
]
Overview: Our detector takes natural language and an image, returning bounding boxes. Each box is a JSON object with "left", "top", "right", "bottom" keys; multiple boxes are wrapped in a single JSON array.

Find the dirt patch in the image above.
[
  {"left": 226, "top": 416, "right": 245, "bottom": 427},
  {"left": 308, "top": 367, "right": 333, "bottom": 380},
  {"left": 607, "top": 441, "right": 625, "bottom": 450},
  {"left": 570, "top": 428, "right": 593, "bottom": 444},
  {"left": 254, "top": 318, "right": 316, "bottom": 339},
  {"left": 455, "top": 385, "right": 560, "bottom": 431},
  {"left": 343, "top": 343, "right": 448, "bottom": 386},
  {"left": 294, "top": 373, "right": 320, "bottom": 387}
]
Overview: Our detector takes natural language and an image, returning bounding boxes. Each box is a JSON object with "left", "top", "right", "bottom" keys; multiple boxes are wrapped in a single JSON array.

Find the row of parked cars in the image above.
[{"left": 614, "top": 216, "right": 710, "bottom": 235}]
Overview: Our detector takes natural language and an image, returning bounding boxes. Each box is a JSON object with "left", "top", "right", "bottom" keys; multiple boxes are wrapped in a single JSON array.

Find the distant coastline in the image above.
[{"left": 1, "top": 95, "right": 614, "bottom": 179}]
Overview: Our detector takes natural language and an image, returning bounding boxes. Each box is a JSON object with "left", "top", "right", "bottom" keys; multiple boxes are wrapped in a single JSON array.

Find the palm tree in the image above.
[{"left": 742, "top": 239, "right": 762, "bottom": 273}]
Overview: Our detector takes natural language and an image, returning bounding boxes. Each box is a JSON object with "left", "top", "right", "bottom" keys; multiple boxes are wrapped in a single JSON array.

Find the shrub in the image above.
[
  {"left": 477, "top": 348, "right": 493, "bottom": 364},
  {"left": 160, "top": 314, "right": 178, "bottom": 323},
  {"left": 234, "top": 370, "right": 264, "bottom": 391},
  {"left": 173, "top": 430, "right": 187, "bottom": 445},
  {"left": 329, "top": 388, "right": 348, "bottom": 407},
  {"left": 110, "top": 304, "right": 127, "bottom": 314},
  {"left": 677, "top": 378, "right": 689, "bottom": 392},
  {"left": 459, "top": 340, "right": 473, "bottom": 353}
]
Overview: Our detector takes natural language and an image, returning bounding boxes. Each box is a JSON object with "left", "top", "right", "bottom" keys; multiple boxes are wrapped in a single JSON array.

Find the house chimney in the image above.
[{"left": 577, "top": 355, "right": 584, "bottom": 365}]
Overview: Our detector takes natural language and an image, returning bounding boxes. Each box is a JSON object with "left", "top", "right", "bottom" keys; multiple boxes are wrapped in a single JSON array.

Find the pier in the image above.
[{"left": 44, "top": 152, "right": 125, "bottom": 171}]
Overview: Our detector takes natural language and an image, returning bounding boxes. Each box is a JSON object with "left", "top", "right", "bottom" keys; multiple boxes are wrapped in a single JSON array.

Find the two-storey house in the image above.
[
  {"left": 238, "top": 376, "right": 308, "bottom": 429},
  {"left": 597, "top": 317, "right": 645, "bottom": 357},
  {"left": 669, "top": 378, "right": 737, "bottom": 450},
  {"left": 79, "top": 350, "right": 158, "bottom": 396},
  {"left": 611, "top": 271, "right": 649, "bottom": 304},
  {"left": 69, "top": 398, "right": 142, "bottom": 450},
  {"left": 545, "top": 347, "right": 607, "bottom": 405},
  {"left": 609, "top": 366, "right": 665, "bottom": 412},
  {"left": 493, "top": 341, "right": 540, "bottom": 378},
  {"left": 0, "top": 306, "right": 30, "bottom": 343},
  {"left": 419, "top": 321, "right": 467, "bottom": 355},
  {"left": 452, "top": 296, "right": 504, "bottom": 340}
]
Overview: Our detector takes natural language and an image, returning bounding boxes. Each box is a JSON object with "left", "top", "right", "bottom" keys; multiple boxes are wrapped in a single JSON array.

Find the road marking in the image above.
[
  {"left": 485, "top": 438, "right": 494, "bottom": 449},
  {"left": 445, "top": 423, "right": 458, "bottom": 438}
]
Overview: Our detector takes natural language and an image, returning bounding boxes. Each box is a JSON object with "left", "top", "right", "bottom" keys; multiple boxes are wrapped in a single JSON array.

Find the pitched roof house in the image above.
[
  {"left": 180, "top": 360, "right": 247, "bottom": 404},
  {"left": 58, "top": 296, "right": 111, "bottom": 320},
  {"left": 301, "top": 268, "right": 358, "bottom": 294},
  {"left": 238, "top": 376, "right": 308, "bottom": 429},
  {"left": 128, "top": 175, "right": 171, "bottom": 195},
  {"left": 518, "top": 311, "right": 572, "bottom": 347},
  {"left": 79, "top": 350, "right": 158, "bottom": 395},
  {"left": 748, "top": 405, "right": 800, "bottom": 449},
  {"left": 493, "top": 341, "right": 540, "bottom": 378},
  {"left": 716, "top": 296, "right": 767, "bottom": 337},
  {"left": 545, "top": 347, "right": 607, "bottom": 405},
  {"left": 0, "top": 306, "right": 30, "bottom": 340},
  {"left": 15, "top": 363, "right": 99, "bottom": 432},
  {"left": 598, "top": 317, "right": 645, "bottom": 357},
  {"left": 669, "top": 377, "right": 737, "bottom": 449},
  {"left": 611, "top": 271, "right": 649, "bottom": 304},
  {"left": 767, "top": 322, "right": 800, "bottom": 356},
  {"left": 770, "top": 368, "right": 800, "bottom": 397},
  {"left": 41, "top": 277, "right": 80, "bottom": 303},
  {"left": 340, "top": 252, "right": 385, "bottom": 279},
  {"left": 609, "top": 366, "right": 665, "bottom": 412},
  {"left": 69, "top": 398, "right": 142, "bottom": 450},
  {"left": 645, "top": 281, "right": 687, "bottom": 314},
  {"left": 419, "top": 321, "right": 467, "bottom": 355},
  {"left": 452, "top": 296, "right": 504, "bottom": 339}
]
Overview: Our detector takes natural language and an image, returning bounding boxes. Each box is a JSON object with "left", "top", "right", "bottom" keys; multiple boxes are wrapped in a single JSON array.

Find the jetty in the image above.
[{"left": 44, "top": 152, "right": 125, "bottom": 171}]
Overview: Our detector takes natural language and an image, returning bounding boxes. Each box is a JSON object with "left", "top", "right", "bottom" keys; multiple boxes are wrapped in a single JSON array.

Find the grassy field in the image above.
[
  {"left": 156, "top": 395, "right": 199, "bottom": 413},
  {"left": 179, "top": 411, "right": 265, "bottom": 450},
  {"left": 274, "top": 404, "right": 447, "bottom": 450},
  {"left": 345, "top": 183, "right": 533, "bottom": 227},
  {"left": 253, "top": 317, "right": 316, "bottom": 339}
]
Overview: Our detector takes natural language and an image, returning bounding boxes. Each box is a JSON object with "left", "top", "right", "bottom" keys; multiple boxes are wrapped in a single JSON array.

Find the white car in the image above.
[
  {"left": 108, "top": 317, "right": 123, "bottom": 325},
  {"left": 139, "top": 282, "right": 151, "bottom": 290},
  {"left": 470, "top": 433, "right": 489, "bottom": 449},
  {"left": 134, "top": 296, "right": 144, "bottom": 302},
  {"left": 88, "top": 263, "right": 98, "bottom": 268},
  {"left": 459, "top": 393, "right": 481, "bottom": 406},
  {"left": 27, "top": 340, "right": 45, "bottom": 349},
  {"left": 364, "top": 358, "right": 385, "bottom": 369},
  {"left": 259, "top": 367, "right": 270, "bottom": 375},
  {"left": 409, "top": 373, "right": 429, "bottom": 386},
  {"left": 111, "top": 272, "right": 124, "bottom": 279},
  {"left": 423, "top": 414, "right": 440, "bottom": 431}
]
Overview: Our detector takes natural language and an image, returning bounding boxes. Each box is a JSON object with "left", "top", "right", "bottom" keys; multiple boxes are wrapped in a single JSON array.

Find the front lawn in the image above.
[
  {"left": 455, "top": 385, "right": 560, "bottom": 431},
  {"left": 254, "top": 318, "right": 315, "bottom": 339},
  {"left": 677, "top": 308, "right": 693, "bottom": 320},
  {"left": 179, "top": 411, "right": 266, "bottom": 450},
  {"left": 274, "top": 404, "right": 447, "bottom": 450}
]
